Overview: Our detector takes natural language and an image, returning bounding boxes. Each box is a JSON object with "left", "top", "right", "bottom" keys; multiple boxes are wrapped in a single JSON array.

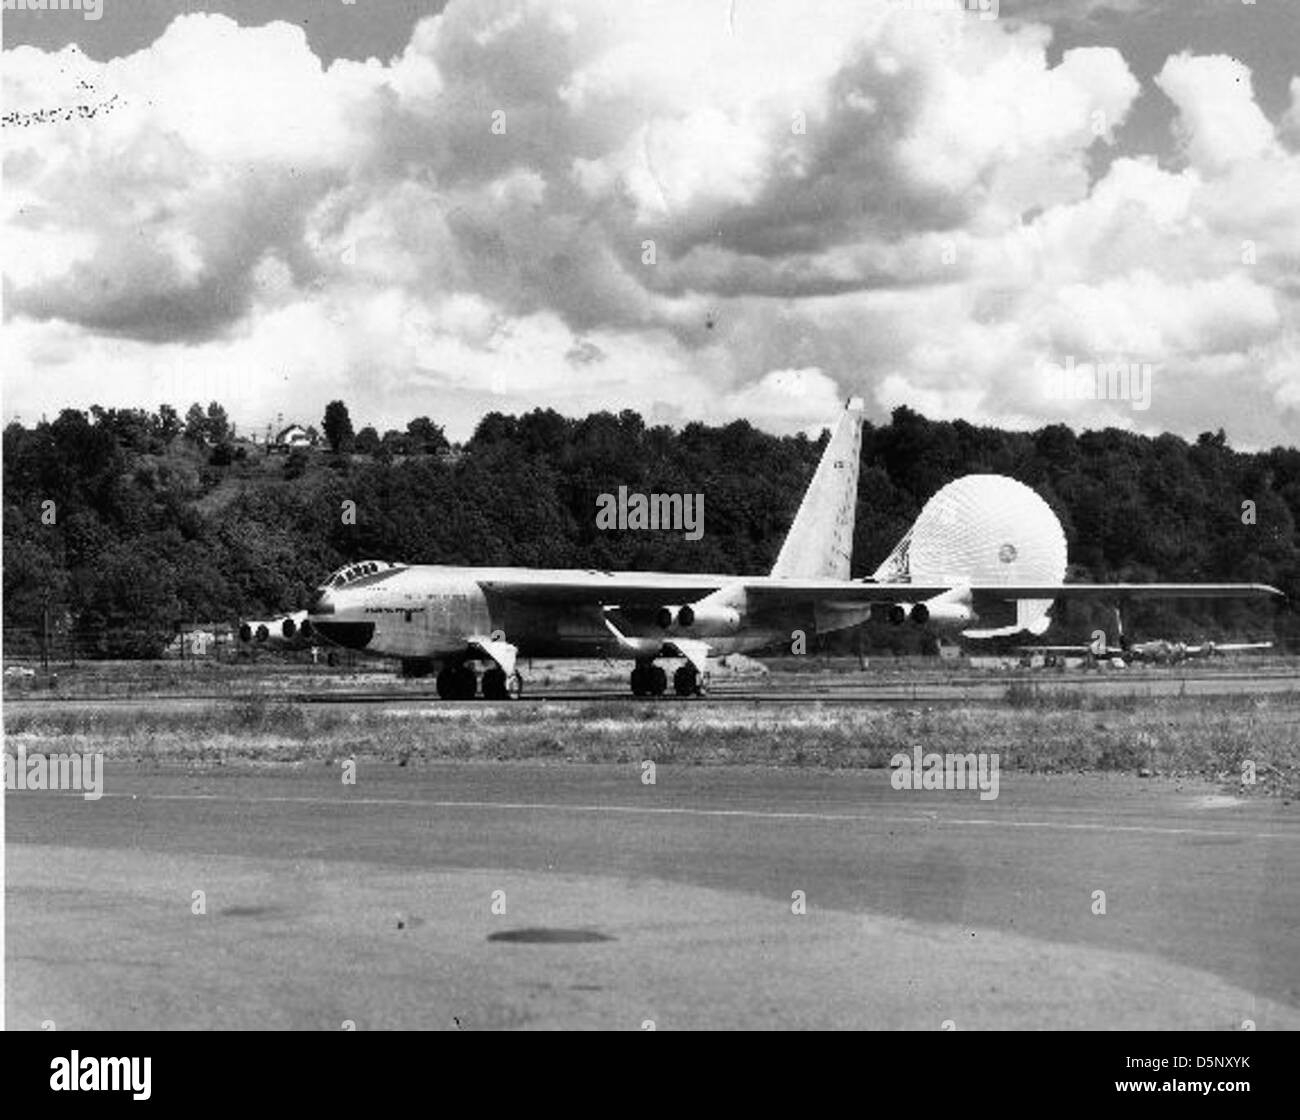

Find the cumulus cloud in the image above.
[
  {"left": 1155, "top": 53, "right": 1275, "bottom": 174},
  {"left": 722, "top": 367, "right": 848, "bottom": 434},
  {"left": 3, "top": 18, "right": 386, "bottom": 342},
  {"left": 3, "top": 1, "right": 1298, "bottom": 446}
]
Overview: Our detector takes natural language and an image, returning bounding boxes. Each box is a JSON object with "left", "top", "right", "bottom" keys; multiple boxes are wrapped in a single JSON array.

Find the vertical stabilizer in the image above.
[{"left": 770, "top": 399, "right": 865, "bottom": 580}]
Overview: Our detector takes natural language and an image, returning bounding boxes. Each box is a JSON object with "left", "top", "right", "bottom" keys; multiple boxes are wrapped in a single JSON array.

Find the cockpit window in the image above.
[{"left": 323, "top": 559, "right": 401, "bottom": 589}]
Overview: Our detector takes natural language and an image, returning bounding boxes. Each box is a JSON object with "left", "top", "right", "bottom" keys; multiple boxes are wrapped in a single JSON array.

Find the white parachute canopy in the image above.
[{"left": 873, "top": 474, "right": 1068, "bottom": 636}]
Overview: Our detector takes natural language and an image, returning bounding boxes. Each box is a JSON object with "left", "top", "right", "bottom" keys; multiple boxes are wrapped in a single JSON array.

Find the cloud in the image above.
[
  {"left": 722, "top": 367, "right": 847, "bottom": 433},
  {"left": 3, "top": 2, "right": 1299, "bottom": 447},
  {"left": 3, "top": 16, "right": 384, "bottom": 341},
  {"left": 1155, "top": 53, "right": 1275, "bottom": 174}
]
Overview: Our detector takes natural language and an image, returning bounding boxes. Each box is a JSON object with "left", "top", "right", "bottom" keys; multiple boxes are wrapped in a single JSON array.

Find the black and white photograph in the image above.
[{"left": 2, "top": 0, "right": 1298, "bottom": 1055}]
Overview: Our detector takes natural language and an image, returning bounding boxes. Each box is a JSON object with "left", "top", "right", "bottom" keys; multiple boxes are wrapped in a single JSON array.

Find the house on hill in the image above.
[{"left": 271, "top": 424, "right": 315, "bottom": 453}]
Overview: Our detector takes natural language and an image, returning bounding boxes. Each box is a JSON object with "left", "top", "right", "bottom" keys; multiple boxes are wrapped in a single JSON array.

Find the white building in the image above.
[{"left": 272, "top": 424, "right": 314, "bottom": 452}]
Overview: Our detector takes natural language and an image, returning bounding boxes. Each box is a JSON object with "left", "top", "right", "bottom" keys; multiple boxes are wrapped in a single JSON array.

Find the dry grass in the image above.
[{"left": 6, "top": 690, "right": 1298, "bottom": 797}]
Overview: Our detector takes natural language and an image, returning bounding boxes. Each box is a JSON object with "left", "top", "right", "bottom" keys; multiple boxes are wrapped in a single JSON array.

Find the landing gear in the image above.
[
  {"left": 630, "top": 662, "right": 667, "bottom": 697},
  {"left": 673, "top": 664, "right": 707, "bottom": 697},
  {"left": 436, "top": 664, "right": 478, "bottom": 700},
  {"left": 482, "top": 667, "right": 523, "bottom": 701}
]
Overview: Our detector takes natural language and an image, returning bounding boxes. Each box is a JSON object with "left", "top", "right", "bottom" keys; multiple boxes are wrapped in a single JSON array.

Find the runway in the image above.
[{"left": 7, "top": 761, "right": 1299, "bottom": 1029}]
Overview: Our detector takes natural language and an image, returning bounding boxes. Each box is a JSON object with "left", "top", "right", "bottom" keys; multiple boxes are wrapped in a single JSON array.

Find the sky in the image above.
[{"left": 3, "top": 0, "right": 1298, "bottom": 446}]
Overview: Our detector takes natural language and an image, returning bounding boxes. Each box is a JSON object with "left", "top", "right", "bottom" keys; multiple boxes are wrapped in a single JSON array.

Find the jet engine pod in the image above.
[
  {"left": 678, "top": 602, "right": 739, "bottom": 636},
  {"left": 887, "top": 604, "right": 909, "bottom": 625},
  {"left": 657, "top": 601, "right": 738, "bottom": 635},
  {"left": 911, "top": 597, "right": 973, "bottom": 630},
  {"left": 239, "top": 623, "right": 252, "bottom": 642},
  {"left": 935, "top": 603, "right": 973, "bottom": 627},
  {"left": 255, "top": 624, "right": 269, "bottom": 642},
  {"left": 281, "top": 617, "right": 297, "bottom": 639}
]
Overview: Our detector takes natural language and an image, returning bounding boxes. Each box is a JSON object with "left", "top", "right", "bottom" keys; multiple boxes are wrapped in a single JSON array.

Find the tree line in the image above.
[{"left": 3, "top": 400, "right": 1296, "bottom": 658}]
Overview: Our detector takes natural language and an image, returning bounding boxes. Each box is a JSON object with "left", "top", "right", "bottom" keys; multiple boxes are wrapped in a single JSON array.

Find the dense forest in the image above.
[{"left": 3, "top": 401, "right": 1296, "bottom": 658}]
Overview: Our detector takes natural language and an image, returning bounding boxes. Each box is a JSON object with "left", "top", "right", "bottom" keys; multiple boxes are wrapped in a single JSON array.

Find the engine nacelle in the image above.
[
  {"left": 910, "top": 598, "right": 973, "bottom": 630},
  {"left": 886, "top": 604, "right": 909, "bottom": 626},
  {"left": 682, "top": 603, "right": 741, "bottom": 635},
  {"left": 657, "top": 605, "right": 684, "bottom": 629},
  {"left": 240, "top": 612, "right": 311, "bottom": 645},
  {"left": 657, "top": 601, "right": 741, "bottom": 636}
]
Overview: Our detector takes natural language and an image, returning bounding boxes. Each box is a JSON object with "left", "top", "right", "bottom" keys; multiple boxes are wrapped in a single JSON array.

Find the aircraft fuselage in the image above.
[{"left": 308, "top": 563, "right": 797, "bottom": 662}]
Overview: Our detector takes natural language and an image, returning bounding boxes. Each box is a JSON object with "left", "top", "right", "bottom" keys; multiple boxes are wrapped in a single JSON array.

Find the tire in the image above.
[
  {"left": 673, "top": 665, "right": 698, "bottom": 696},
  {"left": 482, "top": 667, "right": 507, "bottom": 700},
  {"left": 454, "top": 665, "right": 478, "bottom": 700},
  {"left": 648, "top": 665, "right": 667, "bottom": 697},
  {"left": 436, "top": 668, "right": 456, "bottom": 700}
]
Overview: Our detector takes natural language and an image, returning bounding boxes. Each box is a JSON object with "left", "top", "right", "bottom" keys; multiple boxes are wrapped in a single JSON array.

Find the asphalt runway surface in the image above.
[{"left": 7, "top": 761, "right": 1299, "bottom": 1030}]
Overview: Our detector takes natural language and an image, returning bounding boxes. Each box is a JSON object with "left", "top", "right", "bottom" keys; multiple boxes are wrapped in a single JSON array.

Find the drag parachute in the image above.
[{"left": 874, "top": 474, "right": 1067, "bottom": 636}]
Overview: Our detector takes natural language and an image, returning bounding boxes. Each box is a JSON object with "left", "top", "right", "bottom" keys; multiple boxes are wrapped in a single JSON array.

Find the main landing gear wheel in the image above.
[
  {"left": 482, "top": 667, "right": 524, "bottom": 701},
  {"left": 673, "top": 665, "right": 707, "bottom": 697},
  {"left": 436, "top": 664, "right": 477, "bottom": 700},
  {"left": 631, "top": 664, "right": 667, "bottom": 697}
]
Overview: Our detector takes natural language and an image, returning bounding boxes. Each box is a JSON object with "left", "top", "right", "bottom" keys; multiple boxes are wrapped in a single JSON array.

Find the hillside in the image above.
[{"left": 4, "top": 403, "right": 1296, "bottom": 658}]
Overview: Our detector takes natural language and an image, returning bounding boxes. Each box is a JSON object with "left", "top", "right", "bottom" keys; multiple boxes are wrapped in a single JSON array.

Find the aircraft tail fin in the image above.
[{"left": 770, "top": 399, "right": 864, "bottom": 580}]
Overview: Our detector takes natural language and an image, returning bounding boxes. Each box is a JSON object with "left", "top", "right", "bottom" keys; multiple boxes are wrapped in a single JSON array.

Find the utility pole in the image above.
[{"left": 41, "top": 587, "right": 50, "bottom": 672}]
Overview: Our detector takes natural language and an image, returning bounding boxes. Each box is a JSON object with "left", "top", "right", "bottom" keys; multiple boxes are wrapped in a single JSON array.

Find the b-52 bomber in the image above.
[{"left": 246, "top": 401, "right": 1281, "bottom": 699}]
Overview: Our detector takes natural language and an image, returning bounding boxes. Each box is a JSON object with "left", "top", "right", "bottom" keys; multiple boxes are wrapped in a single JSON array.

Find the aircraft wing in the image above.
[
  {"left": 481, "top": 575, "right": 1283, "bottom": 608},
  {"left": 742, "top": 580, "right": 1281, "bottom": 606},
  {"left": 479, "top": 572, "right": 732, "bottom": 606},
  {"left": 966, "top": 583, "right": 1283, "bottom": 601},
  {"left": 482, "top": 574, "right": 957, "bottom": 607}
]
